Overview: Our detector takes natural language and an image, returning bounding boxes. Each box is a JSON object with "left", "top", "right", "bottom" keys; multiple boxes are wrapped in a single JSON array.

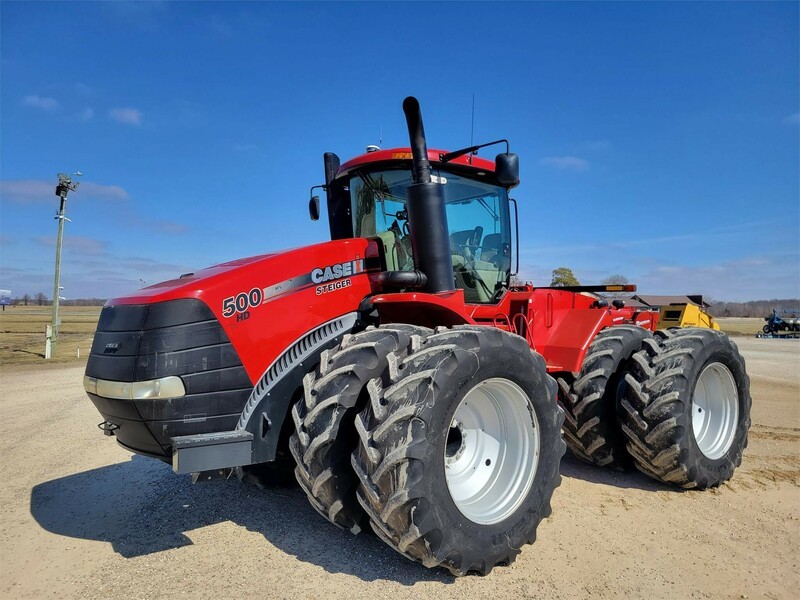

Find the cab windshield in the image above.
[{"left": 348, "top": 168, "right": 511, "bottom": 304}]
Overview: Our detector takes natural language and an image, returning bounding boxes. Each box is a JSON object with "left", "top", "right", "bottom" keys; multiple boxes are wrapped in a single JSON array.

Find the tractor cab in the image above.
[{"left": 320, "top": 147, "right": 517, "bottom": 304}]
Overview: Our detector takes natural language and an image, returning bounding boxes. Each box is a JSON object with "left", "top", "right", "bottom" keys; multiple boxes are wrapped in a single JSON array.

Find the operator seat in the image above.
[
  {"left": 479, "top": 233, "right": 502, "bottom": 264},
  {"left": 450, "top": 229, "right": 475, "bottom": 257},
  {"left": 361, "top": 209, "right": 405, "bottom": 272}
]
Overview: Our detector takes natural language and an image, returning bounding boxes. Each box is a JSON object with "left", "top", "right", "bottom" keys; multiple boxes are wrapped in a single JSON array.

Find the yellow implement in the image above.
[{"left": 658, "top": 303, "right": 720, "bottom": 330}]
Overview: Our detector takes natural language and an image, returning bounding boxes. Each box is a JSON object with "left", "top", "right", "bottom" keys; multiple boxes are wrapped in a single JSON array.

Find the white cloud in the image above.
[
  {"left": 579, "top": 140, "right": 612, "bottom": 151},
  {"left": 0, "top": 180, "right": 51, "bottom": 202},
  {"left": 74, "top": 83, "right": 100, "bottom": 97},
  {"left": 634, "top": 254, "right": 799, "bottom": 302},
  {"left": 521, "top": 220, "right": 778, "bottom": 259},
  {"left": 79, "top": 182, "right": 129, "bottom": 200},
  {"left": 234, "top": 143, "right": 261, "bottom": 152},
  {"left": 77, "top": 107, "right": 95, "bottom": 121},
  {"left": 34, "top": 235, "right": 110, "bottom": 256},
  {"left": 0, "top": 252, "right": 196, "bottom": 299},
  {"left": 109, "top": 107, "right": 143, "bottom": 125},
  {"left": 783, "top": 113, "right": 800, "bottom": 126},
  {"left": 175, "top": 100, "right": 208, "bottom": 128},
  {"left": 0, "top": 179, "right": 129, "bottom": 203},
  {"left": 539, "top": 156, "right": 589, "bottom": 171},
  {"left": 151, "top": 219, "right": 189, "bottom": 235},
  {"left": 21, "top": 95, "right": 60, "bottom": 112}
]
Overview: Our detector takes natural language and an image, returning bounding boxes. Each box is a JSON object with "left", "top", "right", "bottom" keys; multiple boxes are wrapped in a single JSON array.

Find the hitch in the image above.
[
  {"left": 191, "top": 468, "right": 236, "bottom": 484},
  {"left": 97, "top": 421, "right": 119, "bottom": 436}
]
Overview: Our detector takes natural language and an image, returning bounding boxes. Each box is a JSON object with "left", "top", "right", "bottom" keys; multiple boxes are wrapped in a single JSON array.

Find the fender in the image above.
[
  {"left": 371, "top": 289, "right": 474, "bottom": 328},
  {"left": 235, "top": 311, "right": 358, "bottom": 464},
  {"left": 533, "top": 309, "right": 612, "bottom": 373},
  {"left": 527, "top": 288, "right": 655, "bottom": 373},
  {"left": 172, "top": 312, "right": 358, "bottom": 473}
]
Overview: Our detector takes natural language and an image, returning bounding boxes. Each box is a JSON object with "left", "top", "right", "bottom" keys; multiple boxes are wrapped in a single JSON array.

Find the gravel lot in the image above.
[{"left": 1, "top": 337, "right": 798, "bottom": 599}]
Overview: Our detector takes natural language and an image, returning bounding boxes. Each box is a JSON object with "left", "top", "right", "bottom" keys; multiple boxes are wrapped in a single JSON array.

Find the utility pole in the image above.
[{"left": 50, "top": 172, "right": 81, "bottom": 358}]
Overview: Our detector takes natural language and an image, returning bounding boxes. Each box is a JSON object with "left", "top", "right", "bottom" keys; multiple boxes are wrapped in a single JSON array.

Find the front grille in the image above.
[
  {"left": 87, "top": 299, "right": 248, "bottom": 385},
  {"left": 85, "top": 299, "right": 252, "bottom": 455}
]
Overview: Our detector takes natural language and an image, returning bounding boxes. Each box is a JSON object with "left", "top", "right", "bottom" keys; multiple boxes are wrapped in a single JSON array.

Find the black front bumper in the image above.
[{"left": 85, "top": 299, "right": 252, "bottom": 459}]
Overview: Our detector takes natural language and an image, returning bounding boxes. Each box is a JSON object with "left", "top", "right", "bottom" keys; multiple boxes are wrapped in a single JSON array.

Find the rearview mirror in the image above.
[
  {"left": 495, "top": 153, "right": 520, "bottom": 188},
  {"left": 309, "top": 195, "right": 320, "bottom": 221}
]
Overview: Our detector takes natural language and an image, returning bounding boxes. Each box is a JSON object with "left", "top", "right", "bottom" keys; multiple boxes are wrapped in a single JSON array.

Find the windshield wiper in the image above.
[{"left": 439, "top": 139, "right": 509, "bottom": 163}]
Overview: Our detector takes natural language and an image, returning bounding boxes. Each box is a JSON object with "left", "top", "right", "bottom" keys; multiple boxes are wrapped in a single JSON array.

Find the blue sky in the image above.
[{"left": 1, "top": 1, "right": 798, "bottom": 302}]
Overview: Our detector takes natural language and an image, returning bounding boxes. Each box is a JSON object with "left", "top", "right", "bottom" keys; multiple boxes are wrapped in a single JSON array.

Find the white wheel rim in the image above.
[
  {"left": 692, "top": 362, "right": 739, "bottom": 459},
  {"left": 444, "top": 378, "right": 540, "bottom": 525}
]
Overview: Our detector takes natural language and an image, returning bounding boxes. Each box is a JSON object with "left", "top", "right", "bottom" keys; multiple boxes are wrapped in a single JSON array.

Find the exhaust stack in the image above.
[{"left": 402, "top": 97, "right": 455, "bottom": 294}]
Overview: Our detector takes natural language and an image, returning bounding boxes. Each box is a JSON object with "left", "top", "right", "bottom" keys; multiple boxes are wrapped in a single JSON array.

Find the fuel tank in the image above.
[{"left": 84, "top": 238, "right": 380, "bottom": 459}]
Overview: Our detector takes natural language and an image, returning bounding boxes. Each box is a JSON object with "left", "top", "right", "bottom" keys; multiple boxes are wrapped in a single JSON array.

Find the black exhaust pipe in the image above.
[{"left": 402, "top": 97, "right": 455, "bottom": 294}]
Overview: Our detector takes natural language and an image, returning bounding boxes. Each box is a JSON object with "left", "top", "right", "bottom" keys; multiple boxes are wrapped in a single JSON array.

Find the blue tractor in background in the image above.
[{"left": 763, "top": 309, "right": 800, "bottom": 334}]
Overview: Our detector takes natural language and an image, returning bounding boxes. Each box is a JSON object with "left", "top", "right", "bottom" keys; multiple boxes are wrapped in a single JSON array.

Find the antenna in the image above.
[
  {"left": 379, "top": 123, "right": 383, "bottom": 147},
  {"left": 469, "top": 94, "right": 475, "bottom": 164},
  {"left": 470, "top": 94, "right": 475, "bottom": 147}
]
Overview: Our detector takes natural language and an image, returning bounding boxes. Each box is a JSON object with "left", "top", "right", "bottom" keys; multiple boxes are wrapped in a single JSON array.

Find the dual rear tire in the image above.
[
  {"left": 559, "top": 325, "right": 751, "bottom": 489},
  {"left": 557, "top": 325, "right": 652, "bottom": 468},
  {"left": 619, "top": 328, "right": 751, "bottom": 488}
]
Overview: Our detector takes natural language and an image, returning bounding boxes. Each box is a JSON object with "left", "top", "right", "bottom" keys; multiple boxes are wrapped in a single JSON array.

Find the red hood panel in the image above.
[{"left": 106, "top": 238, "right": 378, "bottom": 382}]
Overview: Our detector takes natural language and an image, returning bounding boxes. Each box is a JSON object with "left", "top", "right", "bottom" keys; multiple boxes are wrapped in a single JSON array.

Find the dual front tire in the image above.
[
  {"left": 290, "top": 325, "right": 565, "bottom": 575},
  {"left": 351, "top": 326, "right": 564, "bottom": 575}
]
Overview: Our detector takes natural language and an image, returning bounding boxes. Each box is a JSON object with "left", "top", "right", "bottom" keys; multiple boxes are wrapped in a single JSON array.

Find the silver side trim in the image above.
[
  {"left": 236, "top": 312, "right": 358, "bottom": 430},
  {"left": 84, "top": 375, "right": 186, "bottom": 400}
]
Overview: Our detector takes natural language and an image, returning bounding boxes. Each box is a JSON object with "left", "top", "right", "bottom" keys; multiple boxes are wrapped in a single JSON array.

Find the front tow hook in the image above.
[{"left": 98, "top": 421, "right": 119, "bottom": 437}]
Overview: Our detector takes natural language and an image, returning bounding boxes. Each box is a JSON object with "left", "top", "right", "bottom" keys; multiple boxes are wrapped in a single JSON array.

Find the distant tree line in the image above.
[
  {"left": 546, "top": 267, "right": 798, "bottom": 318},
  {"left": 6, "top": 280, "right": 797, "bottom": 319},
  {"left": 12, "top": 293, "right": 50, "bottom": 306},
  {"left": 10, "top": 294, "right": 107, "bottom": 307},
  {"left": 707, "top": 299, "right": 800, "bottom": 318}
]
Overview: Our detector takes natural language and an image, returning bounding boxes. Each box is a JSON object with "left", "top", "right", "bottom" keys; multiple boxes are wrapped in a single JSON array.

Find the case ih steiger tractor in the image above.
[{"left": 84, "top": 97, "right": 751, "bottom": 575}]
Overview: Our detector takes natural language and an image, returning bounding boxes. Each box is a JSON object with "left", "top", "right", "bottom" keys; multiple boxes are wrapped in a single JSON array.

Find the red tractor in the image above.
[{"left": 84, "top": 97, "right": 751, "bottom": 575}]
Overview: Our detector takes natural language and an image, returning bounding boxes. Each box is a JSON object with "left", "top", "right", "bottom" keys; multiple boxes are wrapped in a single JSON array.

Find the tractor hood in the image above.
[
  {"left": 85, "top": 237, "right": 379, "bottom": 461},
  {"left": 100, "top": 237, "right": 380, "bottom": 383}
]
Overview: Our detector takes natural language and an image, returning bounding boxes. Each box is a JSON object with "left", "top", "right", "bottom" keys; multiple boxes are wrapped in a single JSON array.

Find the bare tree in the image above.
[
  {"left": 22, "top": 293, "right": 30, "bottom": 306},
  {"left": 601, "top": 274, "right": 629, "bottom": 296},
  {"left": 35, "top": 292, "right": 48, "bottom": 306}
]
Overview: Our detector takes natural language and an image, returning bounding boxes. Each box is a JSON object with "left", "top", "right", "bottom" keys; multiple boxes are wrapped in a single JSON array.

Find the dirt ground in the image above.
[{"left": 0, "top": 337, "right": 797, "bottom": 599}]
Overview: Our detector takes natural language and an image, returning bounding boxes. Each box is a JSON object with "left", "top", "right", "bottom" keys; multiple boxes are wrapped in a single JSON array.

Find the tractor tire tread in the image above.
[
  {"left": 352, "top": 326, "right": 564, "bottom": 576},
  {"left": 290, "top": 324, "right": 430, "bottom": 533},
  {"left": 557, "top": 325, "right": 653, "bottom": 468},
  {"left": 618, "top": 328, "right": 751, "bottom": 488}
]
